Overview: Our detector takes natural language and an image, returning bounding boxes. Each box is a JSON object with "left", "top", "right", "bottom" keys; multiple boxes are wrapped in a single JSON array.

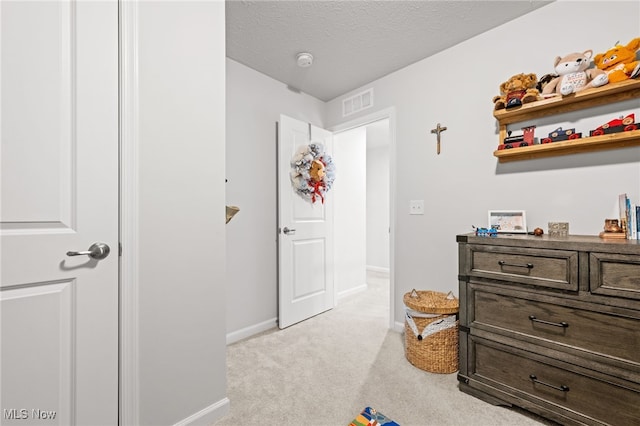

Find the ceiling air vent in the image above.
[{"left": 342, "top": 88, "right": 373, "bottom": 117}]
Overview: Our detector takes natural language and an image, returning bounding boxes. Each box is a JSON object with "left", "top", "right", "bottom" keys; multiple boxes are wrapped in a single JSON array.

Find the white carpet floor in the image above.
[{"left": 214, "top": 271, "right": 555, "bottom": 426}]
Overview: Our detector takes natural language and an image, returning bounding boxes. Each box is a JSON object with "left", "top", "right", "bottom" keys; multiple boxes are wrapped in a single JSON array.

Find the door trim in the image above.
[
  {"left": 119, "top": 1, "right": 140, "bottom": 424},
  {"left": 329, "top": 107, "right": 397, "bottom": 331}
]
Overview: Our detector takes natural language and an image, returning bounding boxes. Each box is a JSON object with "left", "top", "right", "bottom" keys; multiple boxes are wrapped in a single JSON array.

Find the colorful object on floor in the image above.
[{"left": 349, "top": 407, "right": 400, "bottom": 426}]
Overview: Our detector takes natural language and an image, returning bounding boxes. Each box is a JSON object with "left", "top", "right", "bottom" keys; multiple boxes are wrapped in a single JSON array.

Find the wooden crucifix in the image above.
[{"left": 430, "top": 123, "right": 448, "bottom": 155}]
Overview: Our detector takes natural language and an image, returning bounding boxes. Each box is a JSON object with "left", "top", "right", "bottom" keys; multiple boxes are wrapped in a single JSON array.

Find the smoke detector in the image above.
[{"left": 296, "top": 52, "right": 313, "bottom": 68}]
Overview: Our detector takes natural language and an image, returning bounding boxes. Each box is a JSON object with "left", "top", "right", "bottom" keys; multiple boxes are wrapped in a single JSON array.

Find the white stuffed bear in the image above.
[{"left": 542, "top": 50, "right": 608, "bottom": 97}]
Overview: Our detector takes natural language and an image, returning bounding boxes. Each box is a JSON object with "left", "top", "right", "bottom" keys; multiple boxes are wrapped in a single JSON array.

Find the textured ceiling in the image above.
[{"left": 226, "top": 1, "right": 554, "bottom": 102}]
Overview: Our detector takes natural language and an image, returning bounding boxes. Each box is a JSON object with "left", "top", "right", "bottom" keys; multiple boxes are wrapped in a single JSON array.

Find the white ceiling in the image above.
[{"left": 226, "top": 1, "right": 554, "bottom": 102}]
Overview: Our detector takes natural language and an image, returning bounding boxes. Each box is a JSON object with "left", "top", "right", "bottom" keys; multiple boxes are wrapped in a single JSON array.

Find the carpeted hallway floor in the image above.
[{"left": 214, "top": 271, "right": 555, "bottom": 426}]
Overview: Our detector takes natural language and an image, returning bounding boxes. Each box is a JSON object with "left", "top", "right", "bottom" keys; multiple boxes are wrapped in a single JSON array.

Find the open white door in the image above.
[
  {"left": 1, "top": 1, "right": 118, "bottom": 424},
  {"left": 277, "top": 115, "right": 334, "bottom": 329}
]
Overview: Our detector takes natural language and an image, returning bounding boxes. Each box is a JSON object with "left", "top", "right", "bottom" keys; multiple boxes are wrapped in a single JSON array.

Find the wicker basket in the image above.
[{"left": 404, "top": 289, "right": 459, "bottom": 374}]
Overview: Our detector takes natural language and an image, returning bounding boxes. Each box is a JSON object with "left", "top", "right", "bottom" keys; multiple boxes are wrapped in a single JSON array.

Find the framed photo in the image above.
[{"left": 488, "top": 210, "right": 527, "bottom": 233}]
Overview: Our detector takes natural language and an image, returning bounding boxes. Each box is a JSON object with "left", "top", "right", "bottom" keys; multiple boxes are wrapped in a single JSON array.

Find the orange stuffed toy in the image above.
[{"left": 594, "top": 38, "right": 640, "bottom": 83}]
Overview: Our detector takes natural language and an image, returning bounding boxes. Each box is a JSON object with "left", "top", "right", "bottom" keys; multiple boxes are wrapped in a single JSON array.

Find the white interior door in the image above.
[
  {"left": 1, "top": 1, "right": 118, "bottom": 424},
  {"left": 278, "top": 115, "right": 334, "bottom": 329}
]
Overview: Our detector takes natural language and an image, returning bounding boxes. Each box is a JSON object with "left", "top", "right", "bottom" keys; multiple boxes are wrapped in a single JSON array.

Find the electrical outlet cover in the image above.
[{"left": 409, "top": 200, "right": 424, "bottom": 215}]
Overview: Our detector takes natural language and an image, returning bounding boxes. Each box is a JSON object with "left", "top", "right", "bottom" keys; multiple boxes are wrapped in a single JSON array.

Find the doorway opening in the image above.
[{"left": 330, "top": 108, "right": 395, "bottom": 329}]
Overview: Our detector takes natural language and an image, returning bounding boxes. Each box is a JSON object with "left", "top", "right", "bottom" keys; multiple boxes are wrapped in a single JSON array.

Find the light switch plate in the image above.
[{"left": 409, "top": 200, "right": 424, "bottom": 215}]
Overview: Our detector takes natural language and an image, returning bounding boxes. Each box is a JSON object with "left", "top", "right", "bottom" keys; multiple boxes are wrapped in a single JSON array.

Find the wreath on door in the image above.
[{"left": 290, "top": 142, "right": 336, "bottom": 204}]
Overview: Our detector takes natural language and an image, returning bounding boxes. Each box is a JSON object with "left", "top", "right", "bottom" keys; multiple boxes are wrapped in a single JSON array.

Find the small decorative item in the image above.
[
  {"left": 430, "top": 122, "right": 447, "bottom": 155},
  {"left": 497, "top": 125, "right": 536, "bottom": 150},
  {"left": 589, "top": 113, "right": 638, "bottom": 137},
  {"left": 548, "top": 221, "right": 569, "bottom": 237},
  {"left": 593, "top": 38, "right": 640, "bottom": 83},
  {"left": 290, "top": 142, "right": 335, "bottom": 204},
  {"left": 541, "top": 50, "right": 608, "bottom": 97},
  {"left": 473, "top": 225, "right": 497, "bottom": 237},
  {"left": 533, "top": 227, "right": 544, "bottom": 236},
  {"left": 488, "top": 210, "right": 527, "bottom": 234},
  {"left": 541, "top": 127, "right": 582, "bottom": 144},
  {"left": 493, "top": 73, "right": 540, "bottom": 110},
  {"left": 599, "top": 218, "right": 626, "bottom": 239}
]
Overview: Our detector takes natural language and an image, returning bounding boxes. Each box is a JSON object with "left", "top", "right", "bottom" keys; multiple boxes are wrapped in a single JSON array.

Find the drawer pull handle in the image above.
[
  {"left": 529, "top": 374, "right": 570, "bottom": 392},
  {"left": 498, "top": 260, "right": 533, "bottom": 269},
  {"left": 529, "top": 315, "right": 569, "bottom": 328}
]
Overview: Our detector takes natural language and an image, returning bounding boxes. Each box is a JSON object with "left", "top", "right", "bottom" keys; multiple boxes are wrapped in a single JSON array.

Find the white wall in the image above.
[
  {"left": 325, "top": 0, "right": 640, "bottom": 328},
  {"left": 334, "top": 127, "right": 368, "bottom": 297},
  {"left": 135, "top": 2, "right": 228, "bottom": 424},
  {"left": 366, "top": 120, "right": 390, "bottom": 271},
  {"left": 225, "top": 59, "right": 326, "bottom": 342}
]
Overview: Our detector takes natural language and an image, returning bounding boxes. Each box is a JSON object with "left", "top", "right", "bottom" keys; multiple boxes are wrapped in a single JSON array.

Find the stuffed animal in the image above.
[
  {"left": 309, "top": 159, "right": 325, "bottom": 182},
  {"left": 536, "top": 73, "right": 558, "bottom": 93},
  {"left": 493, "top": 73, "right": 540, "bottom": 110},
  {"left": 594, "top": 38, "right": 640, "bottom": 83},
  {"left": 542, "top": 50, "right": 608, "bottom": 97}
]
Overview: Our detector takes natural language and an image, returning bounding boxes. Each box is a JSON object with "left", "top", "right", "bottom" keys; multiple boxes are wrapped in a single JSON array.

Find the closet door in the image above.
[{"left": 1, "top": 1, "right": 119, "bottom": 424}]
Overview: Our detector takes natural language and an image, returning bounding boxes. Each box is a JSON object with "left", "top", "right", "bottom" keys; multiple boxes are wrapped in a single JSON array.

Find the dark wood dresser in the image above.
[{"left": 457, "top": 233, "right": 640, "bottom": 425}]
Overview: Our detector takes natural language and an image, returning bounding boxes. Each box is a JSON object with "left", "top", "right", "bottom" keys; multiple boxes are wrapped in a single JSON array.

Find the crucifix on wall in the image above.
[{"left": 430, "top": 123, "right": 447, "bottom": 155}]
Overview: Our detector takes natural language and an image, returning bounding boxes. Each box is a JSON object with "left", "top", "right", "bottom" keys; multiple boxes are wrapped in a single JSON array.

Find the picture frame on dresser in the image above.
[{"left": 488, "top": 210, "right": 527, "bottom": 233}]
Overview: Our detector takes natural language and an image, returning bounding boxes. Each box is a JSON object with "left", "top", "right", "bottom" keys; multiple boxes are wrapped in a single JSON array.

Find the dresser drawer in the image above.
[
  {"left": 590, "top": 252, "right": 640, "bottom": 301},
  {"left": 473, "top": 290, "right": 640, "bottom": 365},
  {"left": 473, "top": 339, "right": 640, "bottom": 426},
  {"left": 466, "top": 244, "right": 578, "bottom": 291}
]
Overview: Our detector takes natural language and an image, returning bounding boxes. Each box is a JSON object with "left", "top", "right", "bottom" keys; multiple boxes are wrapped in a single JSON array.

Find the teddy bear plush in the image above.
[
  {"left": 493, "top": 73, "right": 540, "bottom": 110},
  {"left": 542, "top": 50, "right": 608, "bottom": 97},
  {"left": 309, "top": 159, "right": 325, "bottom": 182},
  {"left": 594, "top": 38, "right": 640, "bottom": 84}
]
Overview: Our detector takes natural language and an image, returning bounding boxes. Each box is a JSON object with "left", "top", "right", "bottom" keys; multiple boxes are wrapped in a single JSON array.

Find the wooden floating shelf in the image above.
[
  {"left": 493, "top": 79, "right": 640, "bottom": 162},
  {"left": 494, "top": 129, "right": 640, "bottom": 162},
  {"left": 493, "top": 79, "right": 640, "bottom": 125}
]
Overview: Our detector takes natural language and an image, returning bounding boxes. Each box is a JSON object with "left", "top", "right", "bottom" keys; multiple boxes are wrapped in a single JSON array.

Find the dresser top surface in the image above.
[{"left": 457, "top": 233, "right": 640, "bottom": 254}]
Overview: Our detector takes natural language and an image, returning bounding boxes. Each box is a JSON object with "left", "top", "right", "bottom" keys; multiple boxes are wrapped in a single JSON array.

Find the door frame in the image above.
[
  {"left": 119, "top": 1, "right": 140, "bottom": 424},
  {"left": 329, "top": 107, "right": 397, "bottom": 331}
]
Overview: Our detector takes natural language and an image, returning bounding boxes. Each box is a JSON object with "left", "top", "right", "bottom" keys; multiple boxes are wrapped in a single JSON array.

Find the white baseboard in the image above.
[
  {"left": 174, "top": 397, "right": 230, "bottom": 426},
  {"left": 337, "top": 283, "right": 367, "bottom": 300},
  {"left": 366, "top": 265, "right": 390, "bottom": 274},
  {"left": 394, "top": 320, "right": 405, "bottom": 333},
  {"left": 226, "top": 317, "right": 277, "bottom": 345}
]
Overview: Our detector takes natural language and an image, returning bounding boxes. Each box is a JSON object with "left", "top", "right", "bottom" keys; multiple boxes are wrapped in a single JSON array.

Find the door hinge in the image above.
[{"left": 119, "top": 242, "right": 122, "bottom": 257}]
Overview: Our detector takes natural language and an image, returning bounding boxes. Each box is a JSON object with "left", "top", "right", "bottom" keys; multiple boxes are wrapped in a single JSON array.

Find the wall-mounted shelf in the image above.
[{"left": 493, "top": 79, "right": 640, "bottom": 162}]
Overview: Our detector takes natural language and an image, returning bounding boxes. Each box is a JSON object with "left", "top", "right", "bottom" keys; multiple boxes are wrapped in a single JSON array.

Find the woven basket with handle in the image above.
[{"left": 403, "top": 289, "right": 459, "bottom": 374}]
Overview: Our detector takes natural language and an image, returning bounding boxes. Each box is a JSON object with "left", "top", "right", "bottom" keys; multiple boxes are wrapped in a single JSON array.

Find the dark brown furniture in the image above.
[{"left": 457, "top": 233, "right": 640, "bottom": 425}]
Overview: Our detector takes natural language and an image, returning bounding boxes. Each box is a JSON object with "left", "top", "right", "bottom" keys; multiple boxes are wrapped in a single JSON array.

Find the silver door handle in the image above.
[
  {"left": 67, "top": 242, "right": 111, "bottom": 260},
  {"left": 283, "top": 227, "right": 296, "bottom": 235}
]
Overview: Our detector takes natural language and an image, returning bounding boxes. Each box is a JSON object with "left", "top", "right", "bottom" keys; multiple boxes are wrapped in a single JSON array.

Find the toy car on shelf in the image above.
[
  {"left": 541, "top": 127, "right": 582, "bottom": 144},
  {"left": 498, "top": 141, "right": 532, "bottom": 150},
  {"left": 498, "top": 125, "right": 536, "bottom": 150},
  {"left": 589, "top": 113, "right": 638, "bottom": 136}
]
